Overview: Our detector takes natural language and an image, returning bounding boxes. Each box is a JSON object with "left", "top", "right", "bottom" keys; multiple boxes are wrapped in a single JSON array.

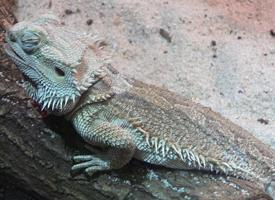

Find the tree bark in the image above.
[{"left": 0, "top": 1, "right": 272, "bottom": 199}]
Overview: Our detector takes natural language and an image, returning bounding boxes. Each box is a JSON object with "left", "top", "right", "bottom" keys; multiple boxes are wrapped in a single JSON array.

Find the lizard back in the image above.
[{"left": 75, "top": 75, "right": 275, "bottom": 182}]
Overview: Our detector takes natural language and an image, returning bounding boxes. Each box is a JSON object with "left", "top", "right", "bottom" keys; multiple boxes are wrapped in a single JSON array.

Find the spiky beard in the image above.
[
  {"left": 22, "top": 68, "right": 106, "bottom": 113},
  {"left": 23, "top": 81, "right": 80, "bottom": 111}
]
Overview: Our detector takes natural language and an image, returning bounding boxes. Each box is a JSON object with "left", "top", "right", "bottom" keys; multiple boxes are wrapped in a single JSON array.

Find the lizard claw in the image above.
[{"left": 71, "top": 154, "right": 109, "bottom": 177}]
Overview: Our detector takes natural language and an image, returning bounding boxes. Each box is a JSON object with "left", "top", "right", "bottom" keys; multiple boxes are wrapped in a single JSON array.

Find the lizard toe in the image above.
[
  {"left": 72, "top": 155, "right": 95, "bottom": 163},
  {"left": 71, "top": 154, "right": 109, "bottom": 176},
  {"left": 85, "top": 165, "right": 109, "bottom": 176}
]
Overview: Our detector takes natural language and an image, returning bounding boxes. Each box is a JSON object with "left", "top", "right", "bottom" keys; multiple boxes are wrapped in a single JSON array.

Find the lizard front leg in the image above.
[{"left": 71, "top": 115, "right": 136, "bottom": 176}]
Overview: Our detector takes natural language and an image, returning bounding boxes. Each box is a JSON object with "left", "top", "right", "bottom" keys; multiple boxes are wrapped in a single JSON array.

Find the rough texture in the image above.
[{"left": 14, "top": 0, "right": 275, "bottom": 149}]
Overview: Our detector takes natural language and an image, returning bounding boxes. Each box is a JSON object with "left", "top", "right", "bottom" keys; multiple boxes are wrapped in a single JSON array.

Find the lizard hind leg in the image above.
[{"left": 71, "top": 155, "right": 110, "bottom": 176}]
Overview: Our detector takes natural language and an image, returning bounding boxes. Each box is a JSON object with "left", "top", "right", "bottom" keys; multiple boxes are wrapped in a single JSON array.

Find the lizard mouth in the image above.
[
  {"left": 4, "top": 43, "right": 38, "bottom": 89},
  {"left": 4, "top": 43, "right": 25, "bottom": 62},
  {"left": 23, "top": 74, "right": 37, "bottom": 89}
]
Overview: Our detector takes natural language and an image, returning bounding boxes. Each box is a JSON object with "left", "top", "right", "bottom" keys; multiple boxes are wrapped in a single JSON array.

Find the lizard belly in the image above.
[{"left": 133, "top": 148, "right": 193, "bottom": 170}]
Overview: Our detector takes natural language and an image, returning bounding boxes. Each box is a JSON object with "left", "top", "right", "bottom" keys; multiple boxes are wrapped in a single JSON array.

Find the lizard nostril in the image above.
[{"left": 55, "top": 67, "right": 65, "bottom": 77}]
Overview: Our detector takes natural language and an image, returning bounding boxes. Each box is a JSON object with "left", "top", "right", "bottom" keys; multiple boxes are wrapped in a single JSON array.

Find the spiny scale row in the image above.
[
  {"left": 39, "top": 94, "right": 78, "bottom": 111},
  {"left": 138, "top": 130, "right": 251, "bottom": 177}
]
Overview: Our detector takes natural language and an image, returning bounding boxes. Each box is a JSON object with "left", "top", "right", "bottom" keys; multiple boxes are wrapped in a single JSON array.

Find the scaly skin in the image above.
[{"left": 4, "top": 15, "right": 275, "bottom": 197}]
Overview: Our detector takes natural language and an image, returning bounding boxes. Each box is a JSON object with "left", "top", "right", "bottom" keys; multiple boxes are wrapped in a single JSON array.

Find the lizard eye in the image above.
[
  {"left": 55, "top": 67, "right": 65, "bottom": 77},
  {"left": 21, "top": 31, "right": 41, "bottom": 53}
]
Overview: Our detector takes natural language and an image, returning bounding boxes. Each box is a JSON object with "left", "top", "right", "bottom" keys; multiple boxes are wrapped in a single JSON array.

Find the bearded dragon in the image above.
[{"left": 4, "top": 15, "right": 275, "bottom": 198}]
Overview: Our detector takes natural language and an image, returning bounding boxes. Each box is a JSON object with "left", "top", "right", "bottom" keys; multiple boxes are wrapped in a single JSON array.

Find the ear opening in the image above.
[
  {"left": 88, "top": 38, "right": 112, "bottom": 59},
  {"left": 93, "top": 39, "right": 108, "bottom": 50}
]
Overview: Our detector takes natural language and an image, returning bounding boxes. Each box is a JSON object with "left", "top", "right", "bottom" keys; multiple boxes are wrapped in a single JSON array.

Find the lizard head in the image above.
[{"left": 4, "top": 15, "right": 107, "bottom": 114}]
